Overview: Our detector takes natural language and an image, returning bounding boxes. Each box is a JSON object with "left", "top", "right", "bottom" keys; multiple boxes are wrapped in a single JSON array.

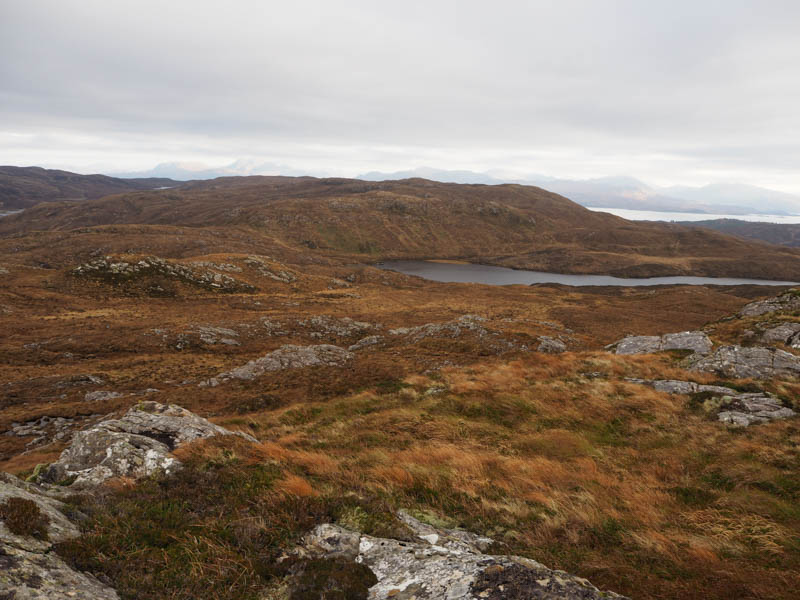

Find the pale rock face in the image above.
[
  {"left": 0, "top": 473, "right": 119, "bottom": 599},
  {"left": 349, "top": 335, "right": 384, "bottom": 352},
  {"left": 291, "top": 511, "right": 627, "bottom": 600},
  {"left": 537, "top": 335, "right": 567, "bottom": 353},
  {"left": 40, "top": 401, "right": 256, "bottom": 488},
  {"left": 627, "top": 379, "right": 796, "bottom": 427},
  {"left": 613, "top": 331, "right": 712, "bottom": 355},
  {"left": 201, "top": 344, "right": 354, "bottom": 387},
  {"left": 688, "top": 345, "right": 800, "bottom": 380},
  {"left": 759, "top": 322, "right": 800, "bottom": 347}
]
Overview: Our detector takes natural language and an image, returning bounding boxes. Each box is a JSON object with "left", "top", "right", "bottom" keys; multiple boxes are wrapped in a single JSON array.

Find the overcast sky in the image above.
[{"left": 2, "top": 0, "right": 799, "bottom": 192}]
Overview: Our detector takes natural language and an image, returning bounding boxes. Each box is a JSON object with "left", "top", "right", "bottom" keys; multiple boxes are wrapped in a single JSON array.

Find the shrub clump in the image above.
[{"left": 0, "top": 496, "right": 50, "bottom": 540}]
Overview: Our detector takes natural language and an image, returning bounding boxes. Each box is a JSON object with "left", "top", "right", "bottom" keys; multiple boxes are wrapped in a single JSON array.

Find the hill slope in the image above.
[
  {"left": 2, "top": 175, "right": 800, "bottom": 279},
  {"left": 680, "top": 219, "right": 800, "bottom": 248},
  {"left": 0, "top": 166, "right": 183, "bottom": 210}
]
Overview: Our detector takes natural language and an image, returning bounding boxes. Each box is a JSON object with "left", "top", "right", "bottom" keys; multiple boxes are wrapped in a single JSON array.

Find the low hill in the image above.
[
  {"left": 0, "top": 165, "right": 183, "bottom": 210},
  {"left": 2, "top": 175, "right": 800, "bottom": 280},
  {"left": 680, "top": 219, "right": 800, "bottom": 248}
]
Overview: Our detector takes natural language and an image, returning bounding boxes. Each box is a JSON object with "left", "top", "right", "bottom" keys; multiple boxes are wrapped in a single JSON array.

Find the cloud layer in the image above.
[{"left": 2, "top": 1, "right": 799, "bottom": 192}]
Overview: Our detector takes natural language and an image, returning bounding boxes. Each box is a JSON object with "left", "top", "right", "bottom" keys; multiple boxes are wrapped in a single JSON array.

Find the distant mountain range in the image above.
[
  {"left": 5, "top": 162, "right": 798, "bottom": 218},
  {"left": 111, "top": 159, "right": 310, "bottom": 182},
  {"left": 111, "top": 162, "right": 800, "bottom": 217},
  {"left": 359, "top": 168, "right": 800, "bottom": 216}
]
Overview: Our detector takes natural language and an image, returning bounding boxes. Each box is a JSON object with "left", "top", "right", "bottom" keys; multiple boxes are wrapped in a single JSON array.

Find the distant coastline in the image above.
[{"left": 590, "top": 207, "right": 800, "bottom": 224}]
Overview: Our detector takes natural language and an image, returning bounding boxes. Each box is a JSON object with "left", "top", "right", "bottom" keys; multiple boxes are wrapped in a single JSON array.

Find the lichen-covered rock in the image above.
[
  {"left": 298, "top": 315, "right": 376, "bottom": 339},
  {"left": 759, "top": 322, "right": 800, "bottom": 347},
  {"left": 626, "top": 379, "right": 736, "bottom": 396},
  {"left": 201, "top": 344, "right": 353, "bottom": 387},
  {"left": 289, "top": 511, "right": 626, "bottom": 600},
  {"left": 72, "top": 256, "right": 254, "bottom": 293},
  {"left": 739, "top": 291, "right": 800, "bottom": 317},
  {"left": 349, "top": 335, "right": 384, "bottom": 352},
  {"left": 388, "top": 315, "right": 519, "bottom": 354},
  {"left": 537, "top": 335, "right": 567, "bottom": 353},
  {"left": 40, "top": 402, "right": 255, "bottom": 488},
  {"left": 0, "top": 473, "right": 119, "bottom": 599},
  {"left": 626, "top": 380, "right": 796, "bottom": 426},
  {"left": 613, "top": 331, "right": 712, "bottom": 355},
  {"left": 84, "top": 390, "right": 123, "bottom": 402},
  {"left": 192, "top": 325, "right": 241, "bottom": 346},
  {"left": 688, "top": 345, "right": 800, "bottom": 379},
  {"left": 717, "top": 394, "right": 796, "bottom": 427}
]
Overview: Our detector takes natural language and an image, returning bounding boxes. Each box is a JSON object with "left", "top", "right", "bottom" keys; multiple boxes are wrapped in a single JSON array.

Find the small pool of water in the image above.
[{"left": 379, "top": 260, "right": 797, "bottom": 287}]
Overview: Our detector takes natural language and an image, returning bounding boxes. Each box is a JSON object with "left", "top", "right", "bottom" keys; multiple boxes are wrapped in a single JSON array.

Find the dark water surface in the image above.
[{"left": 380, "top": 260, "right": 798, "bottom": 287}]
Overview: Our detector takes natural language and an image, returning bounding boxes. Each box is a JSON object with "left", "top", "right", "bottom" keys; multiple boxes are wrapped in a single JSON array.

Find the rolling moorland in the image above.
[
  {"left": 1, "top": 175, "right": 800, "bottom": 599},
  {"left": 0, "top": 165, "right": 181, "bottom": 210}
]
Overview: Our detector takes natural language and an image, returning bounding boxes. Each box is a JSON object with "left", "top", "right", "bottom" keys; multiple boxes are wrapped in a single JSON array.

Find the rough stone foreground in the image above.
[
  {"left": 688, "top": 345, "right": 800, "bottom": 380},
  {"left": 628, "top": 379, "right": 796, "bottom": 426},
  {"left": 201, "top": 344, "right": 354, "bottom": 387},
  {"left": 612, "top": 331, "right": 711, "bottom": 355},
  {"left": 0, "top": 473, "right": 119, "bottom": 599},
  {"left": 291, "top": 511, "right": 627, "bottom": 600},
  {"left": 40, "top": 401, "right": 256, "bottom": 488}
]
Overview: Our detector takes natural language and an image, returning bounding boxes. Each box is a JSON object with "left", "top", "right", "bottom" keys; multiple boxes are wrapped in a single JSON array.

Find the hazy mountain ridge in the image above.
[{"left": 359, "top": 167, "right": 800, "bottom": 216}]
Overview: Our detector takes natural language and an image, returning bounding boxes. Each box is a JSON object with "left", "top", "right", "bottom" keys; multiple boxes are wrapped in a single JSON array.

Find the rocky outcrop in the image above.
[
  {"left": 0, "top": 472, "right": 119, "bottom": 599},
  {"left": 244, "top": 255, "right": 297, "bottom": 282},
  {"left": 717, "top": 395, "right": 796, "bottom": 427},
  {"left": 288, "top": 511, "right": 626, "bottom": 599},
  {"left": 349, "top": 335, "right": 384, "bottom": 352},
  {"left": 537, "top": 335, "right": 567, "bottom": 353},
  {"left": 613, "top": 331, "right": 712, "bottom": 355},
  {"left": 389, "top": 315, "right": 489, "bottom": 341},
  {"left": 739, "top": 291, "right": 800, "bottom": 317},
  {"left": 688, "top": 345, "right": 800, "bottom": 380},
  {"left": 201, "top": 344, "right": 354, "bottom": 387},
  {"left": 388, "top": 315, "right": 520, "bottom": 354},
  {"left": 759, "top": 322, "right": 800, "bottom": 347},
  {"left": 39, "top": 402, "right": 255, "bottom": 488},
  {"left": 298, "top": 315, "right": 377, "bottom": 339},
  {"left": 627, "top": 379, "right": 796, "bottom": 426},
  {"left": 73, "top": 256, "right": 254, "bottom": 293}
]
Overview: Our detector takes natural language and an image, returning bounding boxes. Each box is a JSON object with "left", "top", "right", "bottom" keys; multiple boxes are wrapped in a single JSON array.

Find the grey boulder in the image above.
[
  {"left": 289, "top": 510, "right": 626, "bottom": 599},
  {"left": 688, "top": 345, "right": 800, "bottom": 380},
  {"left": 613, "top": 331, "right": 712, "bottom": 355},
  {"left": 40, "top": 401, "right": 255, "bottom": 488}
]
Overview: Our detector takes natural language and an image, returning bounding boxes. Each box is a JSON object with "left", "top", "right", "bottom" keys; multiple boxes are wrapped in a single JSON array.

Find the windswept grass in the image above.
[{"left": 53, "top": 351, "right": 800, "bottom": 600}]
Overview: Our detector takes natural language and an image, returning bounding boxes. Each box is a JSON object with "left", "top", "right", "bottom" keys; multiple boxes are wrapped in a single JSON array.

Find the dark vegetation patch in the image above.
[
  {"left": 53, "top": 439, "right": 403, "bottom": 600},
  {"left": 287, "top": 557, "right": 377, "bottom": 600},
  {"left": 0, "top": 496, "right": 50, "bottom": 540}
]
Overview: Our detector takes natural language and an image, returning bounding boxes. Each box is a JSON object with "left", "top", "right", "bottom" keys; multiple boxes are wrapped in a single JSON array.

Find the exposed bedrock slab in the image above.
[
  {"left": 627, "top": 379, "right": 796, "bottom": 426},
  {"left": 289, "top": 511, "right": 627, "bottom": 600},
  {"left": 759, "top": 322, "right": 800, "bottom": 347},
  {"left": 201, "top": 344, "right": 354, "bottom": 387},
  {"left": 688, "top": 345, "right": 800, "bottom": 380},
  {"left": 40, "top": 401, "right": 255, "bottom": 488},
  {"left": 0, "top": 473, "right": 119, "bottom": 599},
  {"left": 613, "top": 331, "right": 712, "bottom": 355}
]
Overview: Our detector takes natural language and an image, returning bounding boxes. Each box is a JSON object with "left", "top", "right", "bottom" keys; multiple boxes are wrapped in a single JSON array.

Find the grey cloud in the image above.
[{"left": 1, "top": 0, "right": 799, "bottom": 192}]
